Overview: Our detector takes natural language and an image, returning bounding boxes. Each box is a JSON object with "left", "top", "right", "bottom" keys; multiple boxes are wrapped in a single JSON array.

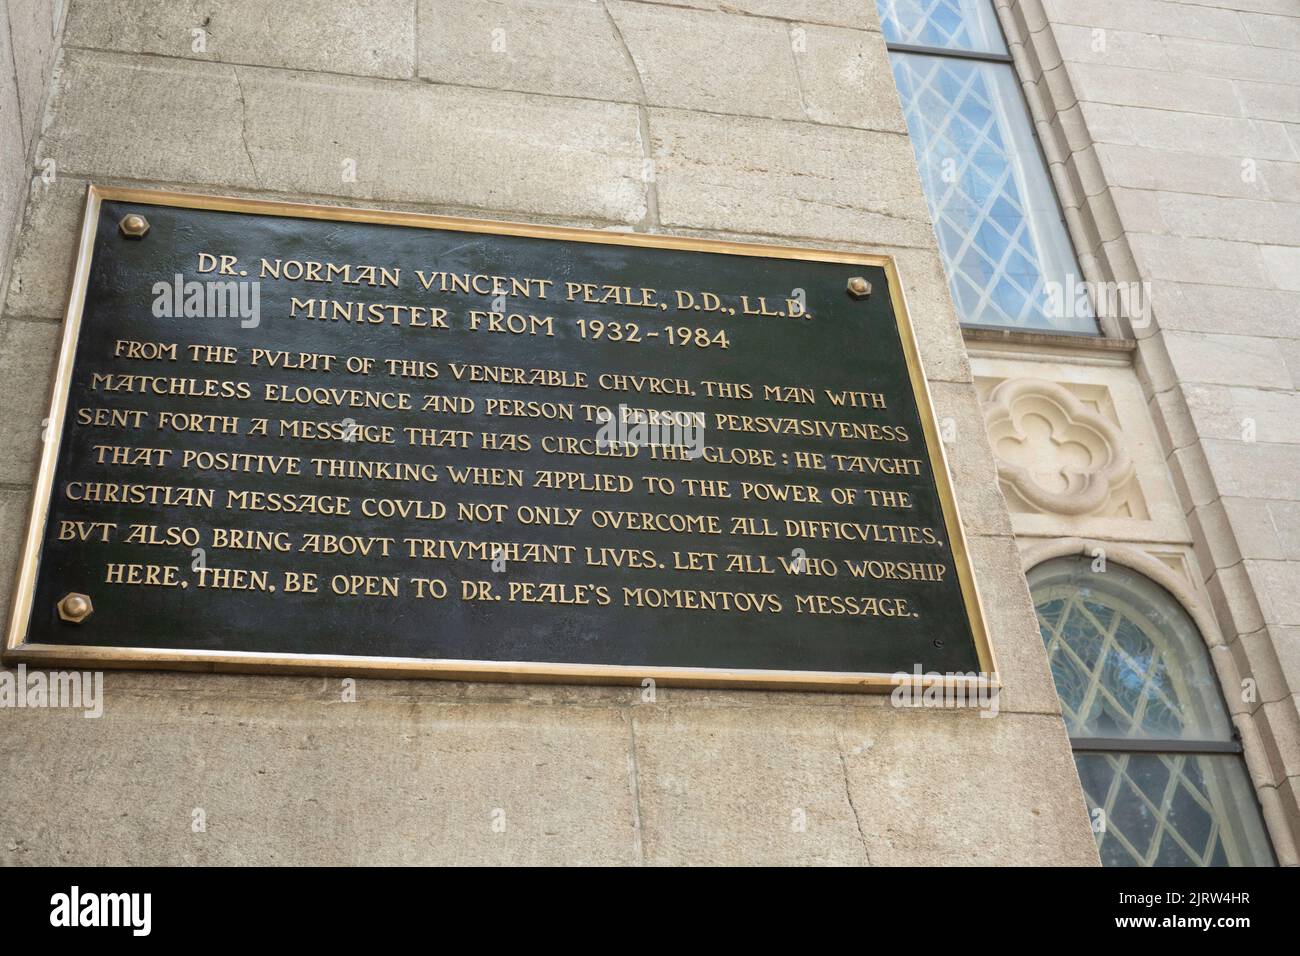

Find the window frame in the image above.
[
  {"left": 1069, "top": 737, "right": 1242, "bottom": 756},
  {"left": 1030, "top": 556, "right": 1248, "bottom": 761},
  {"left": 1028, "top": 553, "right": 1276, "bottom": 866},
  {"left": 880, "top": 2, "right": 1103, "bottom": 337}
]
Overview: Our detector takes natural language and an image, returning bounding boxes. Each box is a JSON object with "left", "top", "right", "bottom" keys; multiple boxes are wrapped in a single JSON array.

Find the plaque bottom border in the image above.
[{"left": 10, "top": 643, "right": 999, "bottom": 694}]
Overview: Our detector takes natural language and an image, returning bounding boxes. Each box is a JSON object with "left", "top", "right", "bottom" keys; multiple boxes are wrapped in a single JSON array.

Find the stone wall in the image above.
[
  {"left": 0, "top": 0, "right": 1098, "bottom": 864},
  {"left": 0, "top": 1, "right": 64, "bottom": 319},
  {"left": 997, "top": 0, "right": 1300, "bottom": 861}
]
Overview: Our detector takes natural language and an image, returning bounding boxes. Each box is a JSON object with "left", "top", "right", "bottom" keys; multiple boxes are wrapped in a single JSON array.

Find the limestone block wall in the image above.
[
  {"left": 0, "top": 1, "right": 65, "bottom": 316},
  {"left": 996, "top": 0, "right": 1300, "bottom": 860},
  {"left": 0, "top": 0, "right": 1097, "bottom": 864}
]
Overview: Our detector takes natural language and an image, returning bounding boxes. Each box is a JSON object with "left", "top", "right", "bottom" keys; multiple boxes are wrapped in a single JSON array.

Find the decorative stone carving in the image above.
[{"left": 982, "top": 377, "right": 1134, "bottom": 516}]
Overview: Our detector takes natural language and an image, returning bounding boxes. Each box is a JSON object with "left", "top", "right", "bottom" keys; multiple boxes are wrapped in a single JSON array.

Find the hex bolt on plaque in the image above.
[
  {"left": 118, "top": 213, "right": 150, "bottom": 238},
  {"left": 56, "top": 592, "right": 93, "bottom": 624},
  {"left": 846, "top": 276, "right": 871, "bottom": 299}
]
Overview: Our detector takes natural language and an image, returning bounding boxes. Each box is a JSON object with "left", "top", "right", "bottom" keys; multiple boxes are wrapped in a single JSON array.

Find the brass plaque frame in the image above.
[{"left": 4, "top": 184, "right": 998, "bottom": 693}]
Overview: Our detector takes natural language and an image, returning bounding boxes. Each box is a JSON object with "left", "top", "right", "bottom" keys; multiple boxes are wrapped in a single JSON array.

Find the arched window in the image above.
[{"left": 1029, "top": 557, "right": 1274, "bottom": 866}]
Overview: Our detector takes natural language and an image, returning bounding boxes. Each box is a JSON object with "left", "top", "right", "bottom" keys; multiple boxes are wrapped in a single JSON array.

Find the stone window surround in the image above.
[
  {"left": 1021, "top": 537, "right": 1294, "bottom": 863},
  {"left": 971, "top": 0, "right": 1300, "bottom": 864},
  {"left": 962, "top": 326, "right": 1296, "bottom": 858}
]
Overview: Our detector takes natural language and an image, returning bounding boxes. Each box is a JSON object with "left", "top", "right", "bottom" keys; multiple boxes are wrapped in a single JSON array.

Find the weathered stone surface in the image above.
[
  {"left": 1261, "top": 244, "right": 1300, "bottom": 292},
  {"left": 1157, "top": 194, "right": 1300, "bottom": 246},
  {"left": 1267, "top": 625, "right": 1300, "bottom": 698},
  {"left": 1277, "top": 775, "right": 1300, "bottom": 856},
  {"left": 593, "top": 0, "right": 873, "bottom": 29},
  {"left": 1147, "top": 280, "right": 1300, "bottom": 340},
  {"left": 789, "top": 24, "right": 908, "bottom": 133},
  {"left": 7, "top": 671, "right": 1106, "bottom": 866},
  {"left": 1183, "top": 383, "right": 1300, "bottom": 445},
  {"left": 1201, "top": 439, "right": 1300, "bottom": 502},
  {"left": 0, "top": 693, "right": 639, "bottom": 864},
  {"left": 7, "top": 0, "right": 60, "bottom": 149},
  {"left": 1187, "top": 497, "right": 1243, "bottom": 572},
  {"left": 640, "top": 0, "right": 875, "bottom": 30},
  {"left": 1240, "top": 11, "right": 1300, "bottom": 52},
  {"left": 968, "top": 534, "right": 1064, "bottom": 717},
  {"left": 1248, "top": 561, "right": 1300, "bottom": 627},
  {"left": 1126, "top": 235, "right": 1268, "bottom": 287},
  {"left": 1076, "top": 100, "right": 1134, "bottom": 145},
  {"left": 1231, "top": 627, "right": 1293, "bottom": 704},
  {"left": 929, "top": 383, "right": 1013, "bottom": 538},
  {"left": 1122, "top": 110, "right": 1295, "bottom": 162},
  {"left": 1167, "top": 442, "right": 1219, "bottom": 510},
  {"left": 889, "top": 245, "right": 971, "bottom": 384},
  {"left": 630, "top": 704, "right": 871, "bottom": 865},
  {"left": 650, "top": 108, "right": 933, "bottom": 245},
  {"left": 735, "top": 0, "right": 875, "bottom": 29},
  {"left": 1047, "top": 103, "right": 1099, "bottom": 157},
  {"left": 1095, "top": 145, "right": 1276, "bottom": 203},
  {"left": 43, "top": 51, "right": 648, "bottom": 223},
  {"left": 1281, "top": 337, "right": 1300, "bottom": 392},
  {"left": 1163, "top": 333, "right": 1293, "bottom": 391},
  {"left": 0, "top": 318, "right": 60, "bottom": 485},
  {"left": 1103, "top": 186, "right": 1162, "bottom": 238},
  {"left": 1031, "top": 64, "right": 1080, "bottom": 123},
  {"left": 1263, "top": 501, "right": 1300, "bottom": 559},
  {"left": 2, "top": 174, "right": 85, "bottom": 320},
  {"left": 1263, "top": 159, "right": 1300, "bottom": 205},
  {"left": 43, "top": 52, "right": 259, "bottom": 187},
  {"left": 65, "top": 0, "right": 416, "bottom": 78},
  {"left": 1182, "top": 0, "right": 1300, "bottom": 15},
  {"left": 1058, "top": 143, "right": 1110, "bottom": 207},
  {"left": 610, "top": 2, "right": 805, "bottom": 121},
  {"left": 18, "top": 667, "right": 652, "bottom": 711},
  {"left": 418, "top": 0, "right": 639, "bottom": 101},
  {"left": 631, "top": 704, "right": 1094, "bottom": 865},
  {"left": 1163, "top": 36, "right": 1300, "bottom": 86},
  {"left": 1207, "top": 560, "right": 1268, "bottom": 638},
  {"left": 1066, "top": 61, "right": 1241, "bottom": 116},
  {"left": 1052, "top": 23, "right": 1170, "bottom": 72},
  {"left": 838, "top": 709, "right": 1099, "bottom": 865},
  {"left": 0, "top": 28, "right": 26, "bottom": 299},
  {"left": 1254, "top": 695, "right": 1300, "bottom": 781},
  {"left": 0, "top": 487, "right": 33, "bottom": 621},
  {"left": 1147, "top": 381, "right": 1200, "bottom": 454},
  {"left": 1042, "top": 0, "right": 1251, "bottom": 44},
  {"left": 1237, "top": 79, "right": 1300, "bottom": 125}
]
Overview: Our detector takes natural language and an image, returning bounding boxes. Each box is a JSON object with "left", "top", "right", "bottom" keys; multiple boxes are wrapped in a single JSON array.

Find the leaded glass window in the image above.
[
  {"left": 876, "top": 1, "right": 1097, "bottom": 333},
  {"left": 877, "top": 0, "right": 1006, "bottom": 53},
  {"left": 1030, "top": 558, "right": 1274, "bottom": 867}
]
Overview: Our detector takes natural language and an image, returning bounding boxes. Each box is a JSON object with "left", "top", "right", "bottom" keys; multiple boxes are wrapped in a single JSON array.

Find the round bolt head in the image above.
[
  {"left": 57, "top": 592, "right": 93, "bottom": 624},
  {"left": 846, "top": 276, "right": 872, "bottom": 299},
  {"left": 119, "top": 213, "right": 150, "bottom": 238}
]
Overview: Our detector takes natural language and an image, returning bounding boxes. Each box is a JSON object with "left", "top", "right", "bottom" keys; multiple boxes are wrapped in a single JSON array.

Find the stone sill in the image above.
[{"left": 962, "top": 325, "right": 1137, "bottom": 350}]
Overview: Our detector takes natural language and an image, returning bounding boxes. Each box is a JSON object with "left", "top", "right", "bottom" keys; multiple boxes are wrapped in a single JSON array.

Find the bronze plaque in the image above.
[{"left": 4, "top": 186, "right": 995, "bottom": 691}]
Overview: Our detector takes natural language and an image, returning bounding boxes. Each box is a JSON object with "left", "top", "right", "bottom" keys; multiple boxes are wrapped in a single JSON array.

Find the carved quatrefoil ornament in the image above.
[{"left": 982, "top": 378, "right": 1134, "bottom": 517}]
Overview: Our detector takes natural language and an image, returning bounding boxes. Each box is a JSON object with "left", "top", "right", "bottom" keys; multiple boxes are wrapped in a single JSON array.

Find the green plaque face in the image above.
[{"left": 5, "top": 186, "right": 995, "bottom": 692}]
